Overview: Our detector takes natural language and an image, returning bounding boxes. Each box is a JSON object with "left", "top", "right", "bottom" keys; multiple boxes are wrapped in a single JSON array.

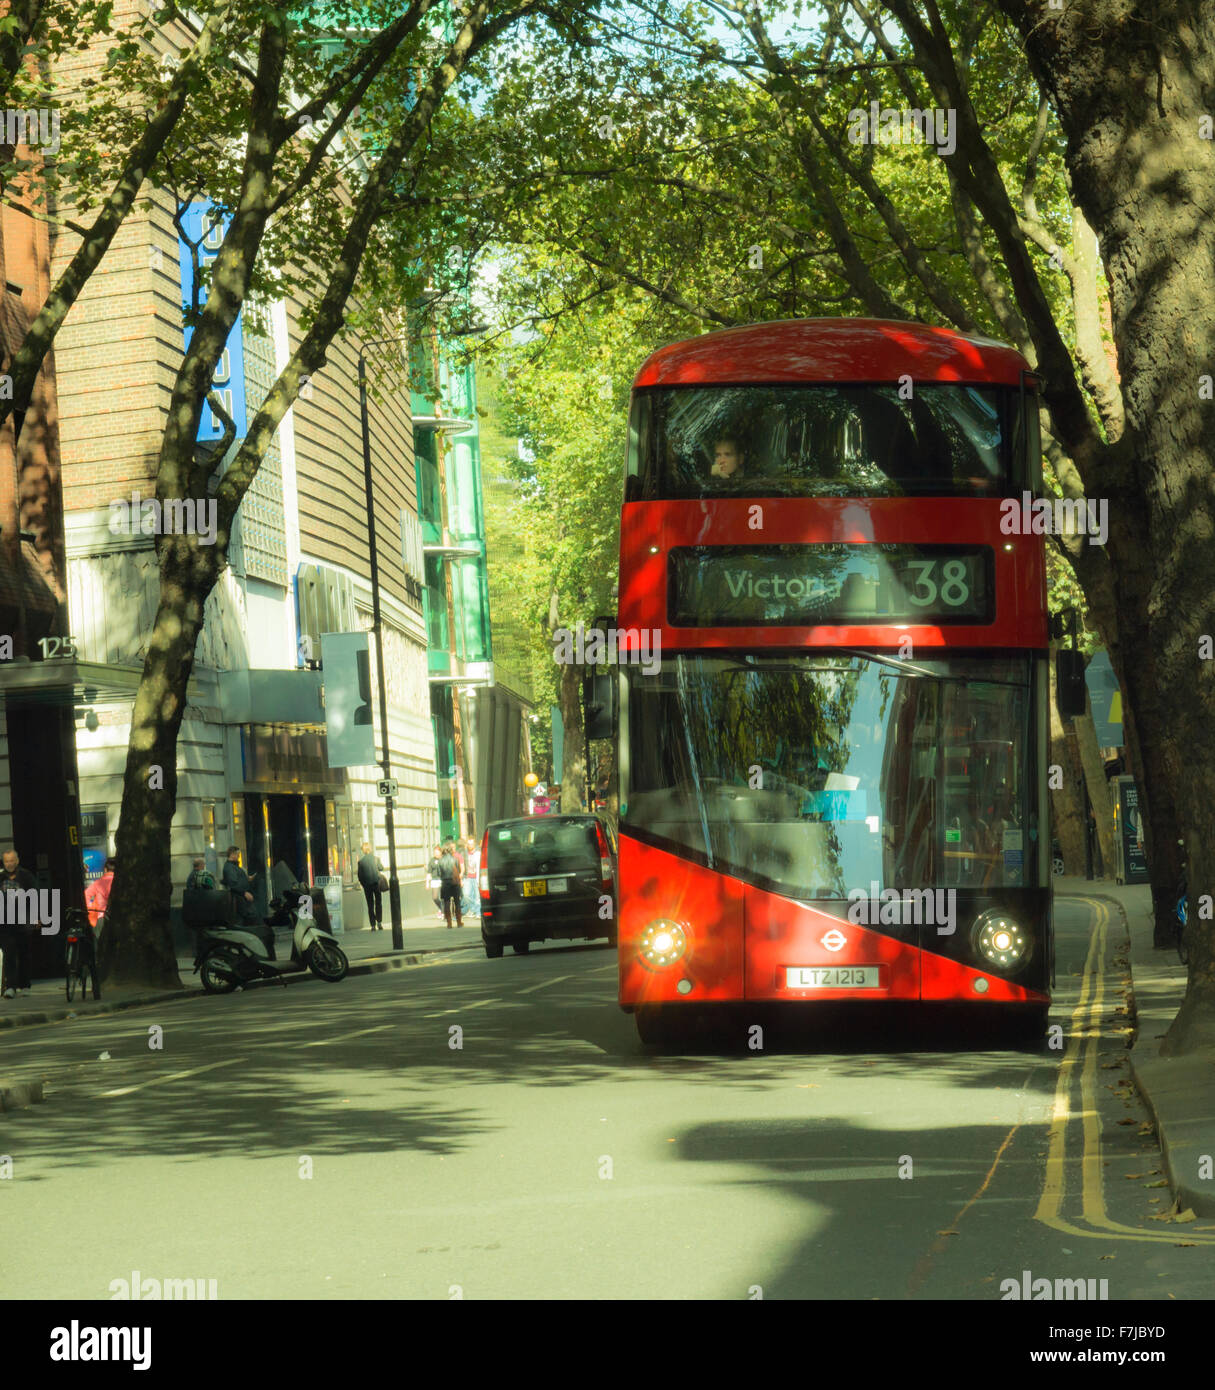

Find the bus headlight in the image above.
[
  {"left": 971, "top": 910, "right": 1029, "bottom": 970},
  {"left": 639, "top": 920, "right": 688, "bottom": 969}
]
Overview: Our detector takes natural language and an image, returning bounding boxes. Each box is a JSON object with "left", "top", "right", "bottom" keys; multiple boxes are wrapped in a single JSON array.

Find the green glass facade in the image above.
[{"left": 414, "top": 342, "right": 494, "bottom": 842}]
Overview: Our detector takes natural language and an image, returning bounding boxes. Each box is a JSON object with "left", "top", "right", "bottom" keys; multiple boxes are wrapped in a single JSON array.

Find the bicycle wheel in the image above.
[{"left": 65, "top": 941, "right": 79, "bottom": 1002}]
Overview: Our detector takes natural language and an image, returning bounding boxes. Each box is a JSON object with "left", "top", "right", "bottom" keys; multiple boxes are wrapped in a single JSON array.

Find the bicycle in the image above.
[{"left": 65, "top": 909, "right": 101, "bottom": 1002}]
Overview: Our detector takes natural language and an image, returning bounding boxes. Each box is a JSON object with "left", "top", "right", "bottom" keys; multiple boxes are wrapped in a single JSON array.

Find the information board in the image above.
[
  {"left": 1114, "top": 777, "right": 1149, "bottom": 885},
  {"left": 315, "top": 875, "right": 345, "bottom": 934}
]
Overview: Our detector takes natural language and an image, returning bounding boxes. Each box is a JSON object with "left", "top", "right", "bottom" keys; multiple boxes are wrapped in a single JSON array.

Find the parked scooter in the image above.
[{"left": 195, "top": 885, "right": 348, "bottom": 993}]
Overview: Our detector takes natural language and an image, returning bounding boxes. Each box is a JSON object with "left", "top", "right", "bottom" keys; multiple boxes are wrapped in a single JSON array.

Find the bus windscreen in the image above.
[{"left": 623, "top": 652, "right": 1036, "bottom": 901}]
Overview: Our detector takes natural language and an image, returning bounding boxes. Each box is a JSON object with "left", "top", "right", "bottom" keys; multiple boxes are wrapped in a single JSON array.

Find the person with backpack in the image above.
[{"left": 438, "top": 840, "right": 463, "bottom": 929}]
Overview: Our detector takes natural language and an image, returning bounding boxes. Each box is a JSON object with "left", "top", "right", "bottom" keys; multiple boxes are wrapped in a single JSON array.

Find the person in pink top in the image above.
[{"left": 85, "top": 858, "right": 116, "bottom": 933}]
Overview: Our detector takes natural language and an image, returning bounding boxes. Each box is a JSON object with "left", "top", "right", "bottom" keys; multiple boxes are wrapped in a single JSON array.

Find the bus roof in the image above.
[{"left": 632, "top": 318, "right": 1030, "bottom": 389}]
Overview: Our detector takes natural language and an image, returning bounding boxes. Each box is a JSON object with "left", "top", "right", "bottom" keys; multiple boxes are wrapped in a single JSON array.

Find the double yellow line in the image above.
[{"left": 1034, "top": 896, "right": 1215, "bottom": 1243}]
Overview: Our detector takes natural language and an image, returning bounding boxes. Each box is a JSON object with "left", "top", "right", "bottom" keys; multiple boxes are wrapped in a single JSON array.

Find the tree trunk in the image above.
[
  {"left": 1073, "top": 702, "right": 1116, "bottom": 880},
  {"left": 998, "top": 0, "right": 1215, "bottom": 1050},
  {"left": 1064, "top": 542, "right": 1185, "bottom": 943},
  {"left": 1048, "top": 652, "right": 1086, "bottom": 874},
  {"left": 558, "top": 660, "right": 586, "bottom": 813},
  {"left": 101, "top": 537, "right": 218, "bottom": 988}
]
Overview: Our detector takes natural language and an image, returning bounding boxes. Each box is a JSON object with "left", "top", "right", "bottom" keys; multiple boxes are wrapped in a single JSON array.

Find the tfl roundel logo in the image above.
[{"left": 820, "top": 929, "right": 847, "bottom": 952}]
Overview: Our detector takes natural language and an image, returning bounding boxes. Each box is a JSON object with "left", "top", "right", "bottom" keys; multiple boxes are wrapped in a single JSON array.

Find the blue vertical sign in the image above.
[{"left": 178, "top": 200, "right": 248, "bottom": 444}]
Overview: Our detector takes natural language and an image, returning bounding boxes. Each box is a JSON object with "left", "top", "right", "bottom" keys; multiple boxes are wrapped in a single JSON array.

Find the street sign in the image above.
[
  {"left": 1085, "top": 648, "right": 1123, "bottom": 747},
  {"left": 178, "top": 200, "right": 247, "bottom": 444},
  {"left": 377, "top": 778, "right": 398, "bottom": 798}
]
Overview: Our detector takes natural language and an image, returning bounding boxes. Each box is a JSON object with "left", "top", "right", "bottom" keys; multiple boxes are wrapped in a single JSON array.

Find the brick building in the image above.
[{"left": 0, "top": 185, "right": 87, "bottom": 970}]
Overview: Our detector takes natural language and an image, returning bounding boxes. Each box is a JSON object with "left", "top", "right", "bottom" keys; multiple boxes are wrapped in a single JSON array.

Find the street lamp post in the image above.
[{"left": 358, "top": 341, "right": 406, "bottom": 948}]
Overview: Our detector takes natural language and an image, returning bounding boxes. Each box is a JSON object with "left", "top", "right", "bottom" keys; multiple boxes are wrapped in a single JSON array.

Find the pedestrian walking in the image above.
[
  {"left": 462, "top": 835, "right": 480, "bottom": 920},
  {"left": 0, "top": 848, "right": 37, "bottom": 997},
  {"left": 427, "top": 844, "right": 444, "bottom": 920},
  {"left": 357, "top": 841, "right": 386, "bottom": 930},
  {"left": 438, "top": 840, "right": 463, "bottom": 929}
]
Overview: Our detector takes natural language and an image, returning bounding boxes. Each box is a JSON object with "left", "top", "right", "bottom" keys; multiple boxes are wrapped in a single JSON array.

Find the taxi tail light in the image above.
[
  {"left": 479, "top": 829, "right": 490, "bottom": 897},
  {"left": 594, "top": 820, "right": 613, "bottom": 890}
]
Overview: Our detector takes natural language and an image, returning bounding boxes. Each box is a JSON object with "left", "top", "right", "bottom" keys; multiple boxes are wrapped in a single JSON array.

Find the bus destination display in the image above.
[{"left": 668, "top": 543, "right": 993, "bottom": 627}]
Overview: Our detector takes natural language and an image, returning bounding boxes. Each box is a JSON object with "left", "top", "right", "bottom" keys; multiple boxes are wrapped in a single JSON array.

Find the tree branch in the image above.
[
  {"left": 879, "top": 0, "right": 1108, "bottom": 479},
  {"left": 0, "top": 0, "right": 237, "bottom": 434},
  {"left": 267, "top": 1, "right": 434, "bottom": 214},
  {"left": 215, "top": 0, "right": 543, "bottom": 531}
]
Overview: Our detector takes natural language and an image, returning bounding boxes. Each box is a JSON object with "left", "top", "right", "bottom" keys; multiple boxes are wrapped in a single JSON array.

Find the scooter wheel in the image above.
[
  {"left": 200, "top": 953, "right": 240, "bottom": 994},
  {"left": 309, "top": 941, "right": 348, "bottom": 982}
]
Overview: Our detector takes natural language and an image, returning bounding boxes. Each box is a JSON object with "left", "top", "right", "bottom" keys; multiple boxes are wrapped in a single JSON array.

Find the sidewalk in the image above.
[
  {"left": 1056, "top": 874, "right": 1215, "bottom": 1217},
  {"left": 0, "top": 908, "right": 482, "bottom": 1041}
]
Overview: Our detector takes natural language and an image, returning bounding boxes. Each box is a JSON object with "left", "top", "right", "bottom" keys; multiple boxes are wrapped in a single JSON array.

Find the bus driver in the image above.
[{"left": 710, "top": 436, "right": 746, "bottom": 479}]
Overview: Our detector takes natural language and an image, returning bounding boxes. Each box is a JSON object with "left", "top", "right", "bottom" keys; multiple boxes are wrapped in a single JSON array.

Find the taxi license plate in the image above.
[
  {"left": 521, "top": 879, "right": 547, "bottom": 897},
  {"left": 785, "top": 967, "right": 879, "bottom": 989}
]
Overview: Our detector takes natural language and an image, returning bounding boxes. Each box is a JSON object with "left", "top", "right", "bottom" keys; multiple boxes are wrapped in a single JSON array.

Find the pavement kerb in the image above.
[
  {"left": 0, "top": 940, "right": 480, "bottom": 1112},
  {"left": 1058, "top": 878, "right": 1215, "bottom": 1219},
  {"left": 1129, "top": 1052, "right": 1215, "bottom": 1218}
]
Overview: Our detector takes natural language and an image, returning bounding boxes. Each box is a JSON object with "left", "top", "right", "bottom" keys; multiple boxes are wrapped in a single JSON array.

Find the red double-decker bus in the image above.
[{"left": 602, "top": 318, "right": 1051, "bottom": 1046}]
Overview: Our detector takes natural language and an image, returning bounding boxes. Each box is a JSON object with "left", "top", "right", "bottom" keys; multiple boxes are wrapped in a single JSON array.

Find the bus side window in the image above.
[{"left": 626, "top": 393, "right": 646, "bottom": 499}]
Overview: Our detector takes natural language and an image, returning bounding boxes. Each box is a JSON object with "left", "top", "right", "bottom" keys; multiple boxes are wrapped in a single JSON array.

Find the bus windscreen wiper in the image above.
[{"left": 828, "top": 647, "right": 943, "bottom": 680}]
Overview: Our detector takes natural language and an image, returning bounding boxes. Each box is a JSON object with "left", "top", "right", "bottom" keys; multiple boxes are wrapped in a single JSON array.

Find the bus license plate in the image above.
[
  {"left": 521, "top": 879, "right": 547, "bottom": 896},
  {"left": 786, "top": 967, "right": 879, "bottom": 989}
]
